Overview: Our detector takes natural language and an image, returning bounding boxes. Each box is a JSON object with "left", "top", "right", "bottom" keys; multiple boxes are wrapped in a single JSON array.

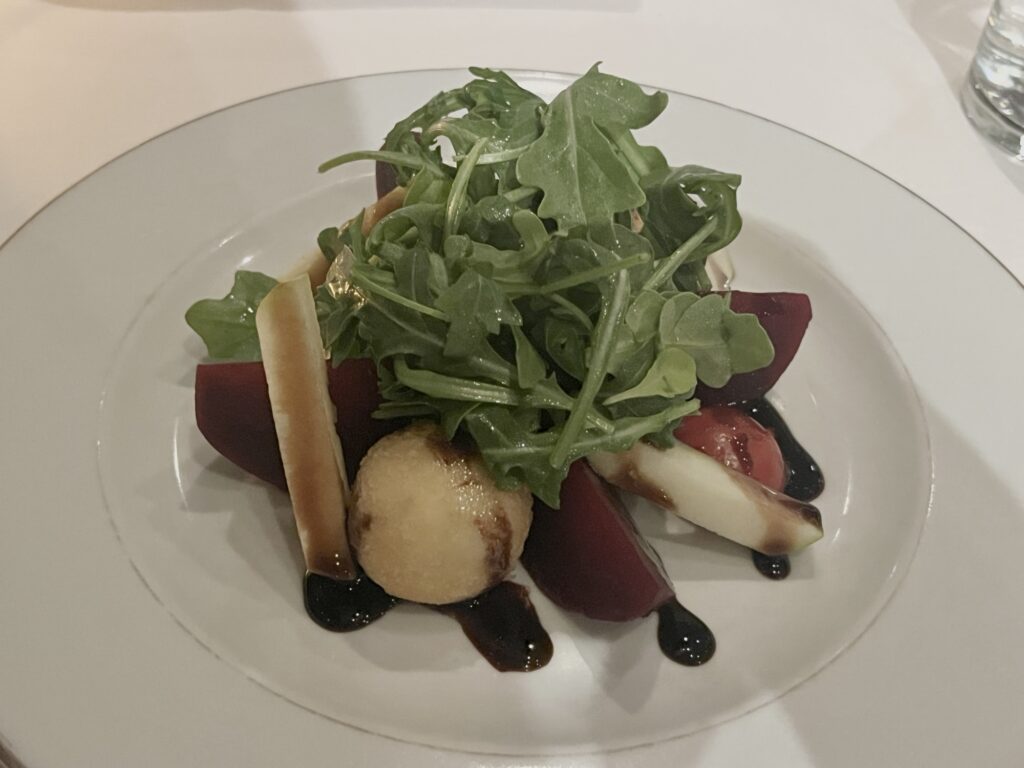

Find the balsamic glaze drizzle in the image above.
[
  {"left": 656, "top": 599, "right": 716, "bottom": 666},
  {"left": 436, "top": 582, "right": 553, "bottom": 672},
  {"left": 738, "top": 397, "right": 826, "bottom": 581},
  {"left": 739, "top": 397, "right": 825, "bottom": 502},
  {"left": 304, "top": 573, "right": 397, "bottom": 632},
  {"left": 304, "top": 574, "right": 552, "bottom": 672},
  {"left": 751, "top": 551, "right": 791, "bottom": 580}
]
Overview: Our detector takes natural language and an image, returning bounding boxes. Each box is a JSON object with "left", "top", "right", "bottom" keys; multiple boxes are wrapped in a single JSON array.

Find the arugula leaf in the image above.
[
  {"left": 658, "top": 293, "right": 773, "bottom": 387},
  {"left": 464, "top": 406, "right": 563, "bottom": 508},
  {"left": 444, "top": 138, "right": 488, "bottom": 241},
  {"left": 639, "top": 165, "right": 742, "bottom": 291},
  {"left": 540, "top": 315, "right": 587, "bottom": 380},
  {"left": 605, "top": 328, "right": 656, "bottom": 389},
  {"left": 393, "top": 248, "right": 436, "bottom": 306},
  {"left": 603, "top": 346, "right": 697, "bottom": 405},
  {"left": 185, "top": 270, "right": 277, "bottom": 360},
  {"left": 366, "top": 203, "right": 444, "bottom": 256},
  {"left": 394, "top": 357, "right": 523, "bottom": 406},
  {"left": 315, "top": 284, "right": 363, "bottom": 365},
  {"left": 512, "top": 326, "right": 547, "bottom": 389},
  {"left": 603, "top": 121, "right": 669, "bottom": 179},
  {"left": 418, "top": 347, "right": 514, "bottom": 387},
  {"left": 358, "top": 296, "right": 447, "bottom": 360},
  {"left": 625, "top": 289, "right": 665, "bottom": 342},
  {"left": 449, "top": 236, "right": 545, "bottom": 284},
  {"left": 379, "top": 67, "right": 544, "bottom": 187},
  {"left": 723, "top": 310, "right": 777, "bottom": 374},
  {"left": 550, "top": 262, "right": 631, "bottom": 467},
  {"left": 435, "top": 269, "right": 521, "bottom": 357},
  {"left": 405, "top": 168, "right": 452, "bottom": 207},
  {"left": 580, "top": 399, "right": 699, "bottom": 455},
  {"left": 440, "top": 400, "right": 481, "bottom": 438},
  {"left": 517, "top": 65, "right": 667, "bottom": 231}
]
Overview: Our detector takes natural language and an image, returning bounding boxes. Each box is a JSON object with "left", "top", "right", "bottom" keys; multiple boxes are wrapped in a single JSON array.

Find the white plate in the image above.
[{"left": 1, "top": 70, "right": 1022, "bottom": 767}]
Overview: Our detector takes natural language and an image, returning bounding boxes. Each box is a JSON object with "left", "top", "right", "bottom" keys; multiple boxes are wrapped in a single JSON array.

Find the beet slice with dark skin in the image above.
[
  {"left": 195, "top": 357, "right": 391, "bottom": 489},
  {"left": 695, "top": 291, "right": 812, "bottom": 405},
  {"left": 521, "top": 461, "right": 675, "bottom": 623}
]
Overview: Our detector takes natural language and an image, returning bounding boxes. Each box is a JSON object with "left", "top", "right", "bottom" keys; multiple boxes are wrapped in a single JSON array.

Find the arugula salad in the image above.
[{"left": 185, "top": 67, "right": 824, "bottom": 672}]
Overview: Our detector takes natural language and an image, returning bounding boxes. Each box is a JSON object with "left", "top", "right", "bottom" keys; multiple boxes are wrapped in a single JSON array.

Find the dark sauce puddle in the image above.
[
  {"left": 304, "top": 573, "right": 398, "bottom": 631},
  {"left": 751, "top": 550, "right": 791, "bottom": 580},
  {"left": 304, "top": 574, "right": 552, "bottom": 672},
  {"left": 656, "top": 598, "right": 716, "bottom": 666},
  {"left": 436, "top": 582, "right": 553, "bottom": 672},
  {"left": 737, "top": 397, "right": 826, "bottom": 580},
  {"left": 740, "top": 397, "right": 825, "bottom": 502}
]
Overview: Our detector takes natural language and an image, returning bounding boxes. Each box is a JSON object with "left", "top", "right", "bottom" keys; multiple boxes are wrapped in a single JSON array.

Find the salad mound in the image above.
[
  {"left": 185, "top": 67, "right": 825, "bottom": 672},
  {"left": 188, "top": 65, "right": 773, "bottom": 507}
]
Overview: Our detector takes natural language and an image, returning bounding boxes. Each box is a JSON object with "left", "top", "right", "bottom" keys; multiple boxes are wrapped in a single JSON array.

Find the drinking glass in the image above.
[{"left": 962, "top": 0, "right": 1024, "bottom": 158}]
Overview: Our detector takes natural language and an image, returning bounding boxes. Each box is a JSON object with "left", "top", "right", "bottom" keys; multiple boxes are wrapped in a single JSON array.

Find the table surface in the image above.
[{"left": 1, "top": 2, "right": 1022, "bottom": 766}]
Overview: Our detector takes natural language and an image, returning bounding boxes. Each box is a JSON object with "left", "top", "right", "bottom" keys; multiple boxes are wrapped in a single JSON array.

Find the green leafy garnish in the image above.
[
  {"left": 185, "top": 66, "right": 775, "bottom": 505},
  {"left": 603, "top": 347, "right": 697, "bottom": 405},
  {"left": 435, "top": 269, "right": 522, "bottom": 357},
  {"left": 516, "top": 66, "right": 667, "bottom": 232},
  {"left": 658, "top": 293, "right": 774, "bottom": 387},
  {"left": 185, "top": 270, "right": 277, "bottom": 360}
]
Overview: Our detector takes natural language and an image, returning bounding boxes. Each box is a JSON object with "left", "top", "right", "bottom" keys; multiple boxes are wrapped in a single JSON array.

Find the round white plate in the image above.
[{"left": 2, "top": 70, "right": 1023, "bottom": 768}]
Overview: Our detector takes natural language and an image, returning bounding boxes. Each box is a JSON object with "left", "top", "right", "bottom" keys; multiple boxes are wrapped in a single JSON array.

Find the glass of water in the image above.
[{"left": 962, "top": 0, "right": 1024, "bottom": 158}]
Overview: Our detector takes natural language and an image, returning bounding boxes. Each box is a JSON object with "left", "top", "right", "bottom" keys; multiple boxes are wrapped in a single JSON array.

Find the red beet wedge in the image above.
[
  {"left": 195, "top": 357, "right": 391, "bottom": 489},
  {"left": 324, "top": 357, "right": 395, "bottom": 480},
  {"left": 521, "top": 461, "right": 675, "bottom": 622},
  {"left": 195, "top": 361, "right": 286, "bottom": 489},
  {"left": 375, "top": 160, "right": 399, "bottom": 199},
  {"left": 695, "top": 291, "right": 812, "bottom": 405}
]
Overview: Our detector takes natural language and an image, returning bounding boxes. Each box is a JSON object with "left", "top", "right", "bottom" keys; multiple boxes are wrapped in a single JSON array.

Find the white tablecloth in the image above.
[
  {"left": 1, "top": 2, "right": 1022, "bottom": 766},
  {"left": 3, "top": 0, "right": 1022, "bottom": 271}
]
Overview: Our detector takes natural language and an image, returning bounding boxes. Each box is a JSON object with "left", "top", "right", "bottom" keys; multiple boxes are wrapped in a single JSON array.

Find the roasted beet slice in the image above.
[
  {"left": 521, "top": 461, "right": 675, "bottom": 622},
  {"left": 695, "top": 291, "right": 812, "bottom": 405},
  {"left": 196, "top": 361, "right": 286, "bottom": 489},
  {"left": 375, "top": 133, "right": 419, "bottom": 199},
  {"left": 195, "top": 357, "right": 390, "bottom": 488},
  {"left": 375, "top": 160, "right": 399, "bottom": 199},
  {"left": 325, "top": 357, "right": 394, "bottom": 480}
]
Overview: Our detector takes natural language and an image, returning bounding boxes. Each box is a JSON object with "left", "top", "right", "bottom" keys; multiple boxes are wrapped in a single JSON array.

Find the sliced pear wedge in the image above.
[
  {"left": 361, "top": 186, "right": 406, "bottom": 235},
  {"left": 256, "top": 274, "right": 356, "bottom": 580},
  {"left": 588, "top": 441, "right": 823, "bottom": 555},
  {"left": 278, "top": 249, "right": 330, "bottom": 287}
]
